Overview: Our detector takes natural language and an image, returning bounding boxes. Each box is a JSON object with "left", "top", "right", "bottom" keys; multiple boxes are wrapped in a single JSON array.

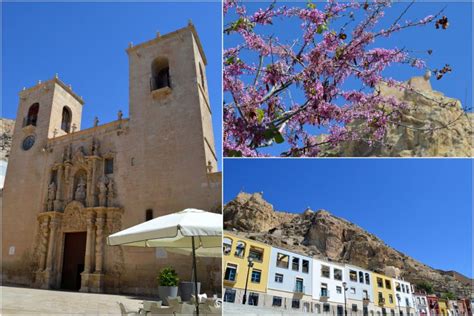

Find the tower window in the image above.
[
  {"left": 199, "top": 63, "right": 206, "bottom": 91},
  {"left": 61, "top": 106, "right": 72, "bottom": 132},
  {"left": 25, "top": 103, "right": 39, "bottom": 127},
  {"left": 151, "top": 57, "right": 171, "bottom": 91},
  {"left": 145, "top": 209, "right": 153, "bottom": 221},
  {"left": 104, "top": 158, "right": 114, "bottom": 174}
]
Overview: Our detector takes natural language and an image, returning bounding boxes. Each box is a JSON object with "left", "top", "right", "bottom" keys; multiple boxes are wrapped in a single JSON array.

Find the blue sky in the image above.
[
  {"left": 224, "top": 1, "right": 473, "bottom": 156},
  {"left": 224, "top": 158, "right": 473, "bottom": 278},
  {"left": 2, "top": 2, "right": 222, "bottom": 169}
]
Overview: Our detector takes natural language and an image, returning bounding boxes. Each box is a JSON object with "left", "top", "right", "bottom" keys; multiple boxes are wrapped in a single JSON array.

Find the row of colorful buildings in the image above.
[{"left": 223, "top": 232, "right": 473, "bottom": 316}]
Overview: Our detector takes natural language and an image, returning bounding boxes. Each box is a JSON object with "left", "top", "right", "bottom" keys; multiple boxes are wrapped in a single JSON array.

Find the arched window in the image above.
[
  {"left": 145, "top": 209, "right": 153, "bottom": 221},
  {"left": 25, "top": 103, "right": 39, "bottom": 126},
  {"left": 234, "top": 241, "right": 246, "bottom": 258},
  {"left": 61, "top": 106, "right": 72, "bottom": 133},
  {"left": 199, "top": 63, "right": 206, "bottom": 91},
  {"left": 223, "top": 237, "right": 233, "bottom": 255},
  {"left": 151, "top": 57, "right": 170, "bottom": 91}
]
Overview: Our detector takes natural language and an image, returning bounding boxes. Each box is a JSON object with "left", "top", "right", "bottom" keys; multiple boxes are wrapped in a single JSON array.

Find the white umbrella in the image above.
[{"left": 107, "top": 208, "right": 222, "bottom": 315}]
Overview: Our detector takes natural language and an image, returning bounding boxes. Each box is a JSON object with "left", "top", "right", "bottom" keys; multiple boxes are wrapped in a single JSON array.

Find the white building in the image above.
[
  {"left": 312, "top": 258, "right": 346, "bottom": 315},
  {"left": 393, "top": 279, "right": 415, "bottom": 316}
]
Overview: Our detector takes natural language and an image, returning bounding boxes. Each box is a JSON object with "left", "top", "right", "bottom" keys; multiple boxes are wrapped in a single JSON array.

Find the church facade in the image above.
[{"left": 1, "top": 24, "right": 222, "bottom": 295}]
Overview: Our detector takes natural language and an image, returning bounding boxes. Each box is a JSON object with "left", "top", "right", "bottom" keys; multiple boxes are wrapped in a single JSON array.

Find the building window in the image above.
[
  {"left": 337, "top": 305, "right": 344, "bottom": 315},
  {"left": 315, "top": 304, "right": 321, "bottom": 313},
  {"left": 248, "top": 246, "right": 263, "bottom": 262},
  {"left": 334, "top": 268, "right": 343, "bottom": 281},
  {"left": 151, "top": 57, "right": 171, "bottom": 91},
  {"left": 302, "top": 259, "right": 309, "bottom": 273},
  {"left": 378, "top": 292, "right": 384, "bottom": 303},
  {"left": 364, "top": 307, "right": 369, "bottom": 316},
  {"left": 350, "top": 287, "right": 356, "bottom": 294},
  {"left": 396, "top": 282, "right": 401, "bottom": 292},
  {"left": 350, "top": 270, "right": 358, "bottom": 282},
  {"left": 224, "top": 264, "right": 237, "bottom": 282},
  {"left": 303, "top": 302, "right": 310, "bottom": 312},
  {"left": 292, "top": 257, "right": 299, "bottom": 271},
  {"left": 61, "top": 106, "right": 72, "bottom": 132},
  {"left": 272, "top": 296, "right": 282, "bottom": 307},
  {"left": 248, "top": 292, "right": 259, "bottom": 306},
  {"left": 234, "top": 241, "right": 246, "bottom": 258},
  {"left": 251, "top": 269, "right": 261, "bottom": 283},
  {"left": 292, "top": 299, "right": 300, "bottom": 309},
  {"left": 336, "top": 286, "right": 342, "bottom": 294},
  {"left": 321, "top": 265, "right": 330, "bottom": 278},
  {"left": 385, "top": 280, "right": 392, "bottom": 290},
  {"left": 323, "top": 303, "right": 330, "bottom": 312},
  {"left": 275, "top": 273, "right": 283, "bottom": 283},
  {"left": 199, "top": 63, "right": 206, "bottom": 92},
  {"left": 365, "top": 273, "right": 371, "bottom": 285},
  {"left": 359, "top": 271, "right": 364, "bottom": 283},
  {"left": 363, "top": 290, "right": 369, "bottom": 300},
  {"left": 406, "top": 286, "right": 410, "bottom": 294},
  {"left": 391, "top": 309, "right": 395, "bottom": 316},
  {"left": 405, "top": 298, "right": 410, "bottom": 307},
  {"left": 389, "top": 294, "right": 394, "bottom": 304},
  {"left": 377, "top": 277, "right": 383, "bottom": 288},
  {"left": 276, "top": 253, "right": 289, "bottom": 269},
  {"left": 145, "top": 209, "right": 153, "bottom": 221},
  {"left": 223, "top": 237, "right": 232, "bottom": 255},
  {"left": 25, "top": 103, "right": 39, "bottom": 127},
  {"left": 224, "top": 289, "right": 236, "bottom": 302},
  {"left": 353, "top": 304, "right": 358, "bottom": 312},
  {"left": 321, "top": 284, "right": 328, "bottom": 297},
  {"left": 104, "top": 158, "right": 114, "bottom": 174},
  {"left": 417, "top": 297, "right": 421, "bottom": 305},
  {"left": 295, "top": 278, "right": 304, "bottom": 293}
]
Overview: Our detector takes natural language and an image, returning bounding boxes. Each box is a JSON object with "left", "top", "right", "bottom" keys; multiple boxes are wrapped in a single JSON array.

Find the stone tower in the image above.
[
  {"left": 2, "top": 78, "right": 84, "bottom": 284},
  {"left": 126, "top": 22, "right": 217, "bottom": 173}
]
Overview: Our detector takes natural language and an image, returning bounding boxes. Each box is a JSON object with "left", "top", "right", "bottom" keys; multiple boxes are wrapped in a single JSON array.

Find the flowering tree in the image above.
[{"left": 223, "top": 0, "right": 450, "bottom": 157}]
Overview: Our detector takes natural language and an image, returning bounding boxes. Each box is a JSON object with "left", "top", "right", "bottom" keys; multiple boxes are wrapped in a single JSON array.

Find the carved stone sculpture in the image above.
[
  {"left": 75, "top": 177, "right": 86, "bottom": 203},
  {"left": 47, "top": 181, "right": 56, "bottom": 211},
  {"left": 90, "top": 138, "right": 100, "bottom": 156},
  {"left": 106, "top": 179, "right": 114, "bottom": 207},
  {"left": 118, "top": 110, "right": 123, "bottom": 120},
  {"left": 98, "top": 178, "right": 107, "bottom": 207}
]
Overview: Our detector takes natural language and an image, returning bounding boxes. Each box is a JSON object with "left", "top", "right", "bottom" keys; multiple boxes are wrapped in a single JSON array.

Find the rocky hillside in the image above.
[
  {"left": 224, "top": 192, "right": 472, "bottom": 298},
  {"left": 339, "top": 73, "right": 473, "bottom": 157},
  {"left": 1, "top": 118, "right": 15, "bottom": 161}
]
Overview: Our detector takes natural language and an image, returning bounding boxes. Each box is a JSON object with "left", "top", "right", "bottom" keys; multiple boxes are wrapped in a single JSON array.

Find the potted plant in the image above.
[{"left": 157, "top": 267, "right": 179, "bottom": 305}]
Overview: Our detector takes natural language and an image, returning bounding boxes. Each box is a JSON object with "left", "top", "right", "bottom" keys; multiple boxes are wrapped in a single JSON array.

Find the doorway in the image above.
[{"left": 60, "top": 232, "right": 86, "bottom": 291}]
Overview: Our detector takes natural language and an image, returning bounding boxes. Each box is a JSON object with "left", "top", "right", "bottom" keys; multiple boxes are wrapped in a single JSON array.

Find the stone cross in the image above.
[
  {"left": 71, "top": 123, "right": 77, "bottom": 133},
  {"left": 52, "top": 128, "right": 58, "bottom": 138}
]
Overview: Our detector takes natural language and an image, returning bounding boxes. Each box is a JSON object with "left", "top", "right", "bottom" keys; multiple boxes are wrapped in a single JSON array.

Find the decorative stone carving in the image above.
[
  {"left": 38, "top": 217, "right": 50, "bottom": 271},
  {"left": 90, "top": 138, "right": 100, "bottom": 156},
  {"left": 106, "top": 179, "right": 114, "bottom": 207},
  {"left": 97, "top": 178, "right": 108, "bottom": 207},
  {"left": 62, "top": 202, "right": 87, "bottom": 232},
  {"left": 93, "top": 116, "right": 99, "bottom": 127},
  {"left": 75, "top": 177, "right": 87, "bottom": 203},
  {"left": 63, "top": 144, "right": 72, "bottom": 162},
  {"left": 73, "top": 146, "right": 86, "bottom": 163},
  {"left": 47, "top": 181, "right": 56, "bottom": 211},
  {"left": 95, "top": 212, "right": 105, "bottom": 273},
  {"left": 118, "top": 110, "right": 123, "bottom": 120}
]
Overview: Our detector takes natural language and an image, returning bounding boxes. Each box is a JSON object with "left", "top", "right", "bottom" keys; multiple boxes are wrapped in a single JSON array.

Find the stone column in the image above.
[
  {"left": 86, "top": 160, "right": 93, "bottom": 207},
  {"left": 45, "top": 217, "right": 59, "bottom": 272},
  {"left": 90, "top": 158, "right": 99, "bottom": 207},
  {"left": 94, "top": 211, "right": 105, "bottom": 273},
  {"left": 38, "top": 216, "right": 50, "bottom": 271},
  {"left": 84, "top": 211, "right": 96, "bottom": 274}
]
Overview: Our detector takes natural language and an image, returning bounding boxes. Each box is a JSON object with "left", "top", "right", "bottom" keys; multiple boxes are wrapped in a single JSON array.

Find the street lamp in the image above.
[
  {"left": 343, "top": 281, "right": 348, "bottom": 316},
  {"left": 242, "top": 257, "right": 254, "bottom": 305}
]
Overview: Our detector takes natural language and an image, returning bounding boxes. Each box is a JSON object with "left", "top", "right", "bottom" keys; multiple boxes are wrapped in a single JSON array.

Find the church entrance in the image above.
[{"left": 60, "top": 232, "right": 86, "bottom": 291}]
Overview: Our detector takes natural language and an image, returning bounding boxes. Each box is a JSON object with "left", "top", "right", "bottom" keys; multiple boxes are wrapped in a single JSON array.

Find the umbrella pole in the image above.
[{"left": 192, "top": 236, "right": 199, "bottom": 316}]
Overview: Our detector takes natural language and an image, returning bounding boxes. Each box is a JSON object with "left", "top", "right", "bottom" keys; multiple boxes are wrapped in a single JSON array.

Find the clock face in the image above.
[{"left": 22, "top": 135, "right": 36, "bottom": 151}]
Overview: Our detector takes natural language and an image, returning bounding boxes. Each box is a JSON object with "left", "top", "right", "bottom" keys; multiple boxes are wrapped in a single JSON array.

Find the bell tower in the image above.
[
  {"left": 126, "top": 22, "right": 218, "bottom": 173},
  {"left": 2, "top": 77, "right": 84, "bottom": 272}
]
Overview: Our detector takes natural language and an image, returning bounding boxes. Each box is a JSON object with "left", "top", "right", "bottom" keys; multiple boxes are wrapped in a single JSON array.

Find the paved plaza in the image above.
[
  {"left": 0, "top": 285, "right": 148, "bottom": 315},
  {"left": 223, "top": 302, "right": 314, "bottom": 316}
]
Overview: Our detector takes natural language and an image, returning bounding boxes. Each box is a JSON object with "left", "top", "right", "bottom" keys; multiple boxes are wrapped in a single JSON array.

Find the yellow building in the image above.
[
  {"left": 372, "top": 272, "right": 396, "bottom": 310},
  {"left": 438, "top": 299, "right": 448, "bottom": 316},
  {"left": 222, "top": 232, "right": 271, "bottom": 306}
]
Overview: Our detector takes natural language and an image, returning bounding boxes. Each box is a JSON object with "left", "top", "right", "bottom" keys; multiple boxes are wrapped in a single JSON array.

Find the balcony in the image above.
[
  {"left": 378, "top": 298, "right": 386, "bottom": 307},
  {"left": 294, "top": 285, "right": 305, "bottom": 294},
  {"left": 363, "top": 298, "right": 370, "bottom": 306},
  {"left": 320, "top": 290, "right": 330, "bottom": 302}
]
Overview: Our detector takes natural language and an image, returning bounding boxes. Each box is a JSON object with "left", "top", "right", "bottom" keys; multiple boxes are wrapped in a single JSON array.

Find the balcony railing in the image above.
[
  {"left": 378, "top": 298, "right": 386, "bottom": 306},
  {"left": 294, "top": 285, "right": 305, "bottom": 293},
  {"left": 320, "top": 290, "right": 330, "bottom": 299}
]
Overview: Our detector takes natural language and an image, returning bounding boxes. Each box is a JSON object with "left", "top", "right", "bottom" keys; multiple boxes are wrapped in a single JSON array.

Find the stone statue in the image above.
[
  {"left": 98, "top": 178, "right": 107, "bottom": 207},
  {"left": 207, "top": 160, "right": 213, "bottom": 173},
  {"left": 90, "top": 138, "right": 100, "bottom": 156},
  {"left": 47, "top": 181, "right": 56, "bottom": 211},
  {"left": 93, "top": 116, "right": 99, "bottom": 127},
  {"left": 75, "top": 177, "right": 86, "bottom": 203},
  {"left": 63, "top": 144, "right": 72, "bottom": 162},
  {"left": 118, "top": 110, "right": 123, "bottom": 120},
  {"left": 73, "top": 146, "right": 85, "bottom": 163},
  {"left": 106, "top": 179, "right": 114, "bottom": 207}
]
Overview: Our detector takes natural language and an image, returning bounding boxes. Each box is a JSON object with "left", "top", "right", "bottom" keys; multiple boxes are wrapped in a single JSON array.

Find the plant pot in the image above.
[
  {"left": 178, "top": 281, "right": 201, "bottom": 302},
  {"left": 158, "top": 286, "right": 178, "bottom": 305}
]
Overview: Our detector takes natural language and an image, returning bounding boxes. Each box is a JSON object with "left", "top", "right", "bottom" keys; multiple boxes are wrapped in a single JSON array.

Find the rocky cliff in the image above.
[
  {"left": 224, "top": 192, "right": 472, "bottom": 298},
  {"left": 1, "top": 118, "right": 15, "bottom": 162},
  {"left": 339, "top": 74, "right": 473, "bottom": 157}
]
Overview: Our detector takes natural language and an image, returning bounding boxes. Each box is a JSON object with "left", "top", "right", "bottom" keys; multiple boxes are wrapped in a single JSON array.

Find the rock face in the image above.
[
  {"left": 224, "top": 192, "right": 472, "bottom": 298},
  {"left": 1, "top": 118, "right": 15, "bottom": 162},
  {"left": 340, "top": 75, "right": 473, "bottom": 157}
]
